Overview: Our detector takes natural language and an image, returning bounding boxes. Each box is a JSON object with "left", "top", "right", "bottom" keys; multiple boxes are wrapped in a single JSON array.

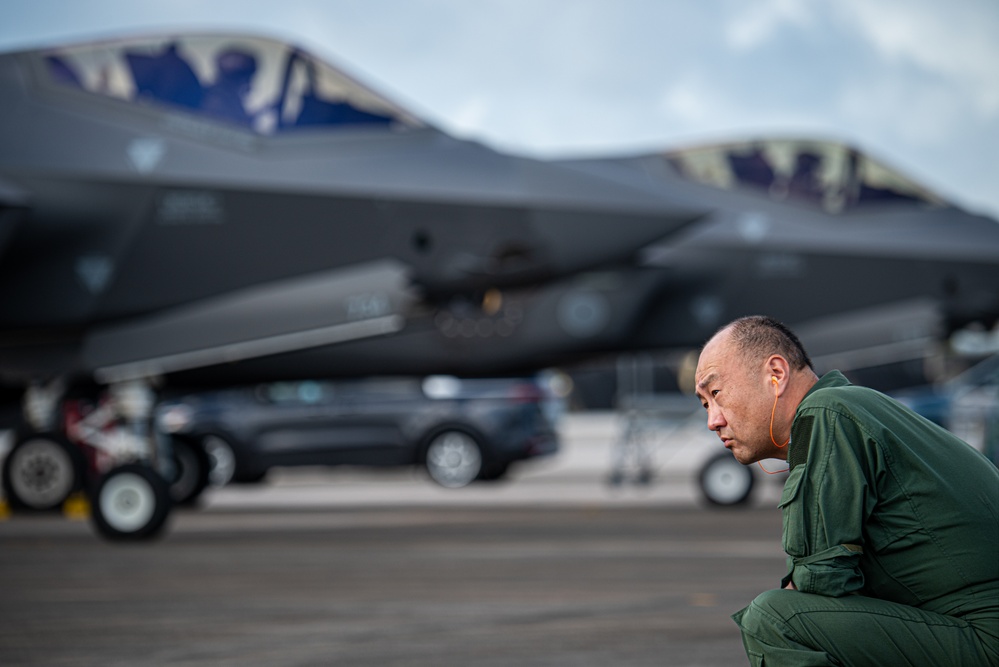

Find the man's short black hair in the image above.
[{"left": 724, "top": 315, "right": 814, "bottom": 371}]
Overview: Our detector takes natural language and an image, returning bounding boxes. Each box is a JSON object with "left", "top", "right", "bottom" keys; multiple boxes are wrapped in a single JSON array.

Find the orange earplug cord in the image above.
[{"left": 759, "top": 377, "right": 790, "bottom": 475}]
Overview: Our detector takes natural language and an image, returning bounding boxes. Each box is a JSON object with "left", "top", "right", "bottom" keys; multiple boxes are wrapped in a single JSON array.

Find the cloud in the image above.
[
  {"left": 659, "top": 78, "right": 715, "bottom": 125},
  {"left": 449, "top": 95, "right": 492, "bottom": 138},
  {"left": 724, "top": 0, "right": 814, "bottom": 51},
  {"left": 835, "top": 0, "right": 999, "bottom": 117},
  {"left": 836, "top": 75, "right": 966, "bottom": 147}
]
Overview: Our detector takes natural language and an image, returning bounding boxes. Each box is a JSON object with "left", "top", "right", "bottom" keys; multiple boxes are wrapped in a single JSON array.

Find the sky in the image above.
[{"left": 3, "top": 0, "right": 999, "bottom": 219}]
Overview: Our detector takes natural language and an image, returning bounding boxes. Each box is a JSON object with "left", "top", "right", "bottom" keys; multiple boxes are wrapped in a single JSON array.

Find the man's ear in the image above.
[{"left": 766, "top": 355, "right": 791, "bottom": 391}]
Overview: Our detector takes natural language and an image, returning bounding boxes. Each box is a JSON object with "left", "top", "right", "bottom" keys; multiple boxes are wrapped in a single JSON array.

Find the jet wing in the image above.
[{"left": 84, "top": 259, "right": 415, "bottom": 383}]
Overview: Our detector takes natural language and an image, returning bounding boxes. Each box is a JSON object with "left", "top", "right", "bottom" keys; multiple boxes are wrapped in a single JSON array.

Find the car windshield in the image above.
[
  {"left": 663, "top": 138, "right": 946, "bottom": 214},
  {"left": 39, "top": 33, "right": 425, "bottom": 135}
]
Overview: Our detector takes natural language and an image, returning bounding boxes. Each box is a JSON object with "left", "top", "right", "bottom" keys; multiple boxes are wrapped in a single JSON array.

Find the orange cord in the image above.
[{"left": 759, "top": 382, "right": 790, "bottom": 475}]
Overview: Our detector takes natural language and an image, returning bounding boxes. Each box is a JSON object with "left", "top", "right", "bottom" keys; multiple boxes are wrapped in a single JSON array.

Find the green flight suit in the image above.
[{"left": 733, "top": 371, "right": 999, "bottom": 666}]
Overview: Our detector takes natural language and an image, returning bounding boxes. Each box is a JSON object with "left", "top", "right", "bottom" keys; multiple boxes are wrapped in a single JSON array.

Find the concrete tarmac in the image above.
[{"left": 0, "top": 413, "right": 788, "bottom": 667}]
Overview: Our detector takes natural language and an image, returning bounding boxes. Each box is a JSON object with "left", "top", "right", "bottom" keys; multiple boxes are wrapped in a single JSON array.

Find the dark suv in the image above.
[{"left": 157, "top": 376, "right": 560, "bottom": 503}]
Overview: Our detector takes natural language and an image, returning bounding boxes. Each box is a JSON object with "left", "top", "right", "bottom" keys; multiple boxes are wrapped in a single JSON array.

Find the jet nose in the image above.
[
  {"left": 528, "top": 206, "right": 704, "bottom": 277},
  {"left": 404, "top": 203, "right": 704, "bottom": 296}
]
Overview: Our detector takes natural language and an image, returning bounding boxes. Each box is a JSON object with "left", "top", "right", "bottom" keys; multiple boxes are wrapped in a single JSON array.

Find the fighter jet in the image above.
[
  {"left": 0, "top": 32, "right": 703, "bottom": 537},
  {"left": 569, "top": 138, "right": 999, "bottom": 357},
  {"left": 220, "top": 138, "right": 999, "bottom": 387}
]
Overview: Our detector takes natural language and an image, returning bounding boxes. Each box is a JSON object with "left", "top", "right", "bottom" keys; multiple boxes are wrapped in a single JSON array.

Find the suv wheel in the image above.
[
  {"left": 424, "top": 430, "right": 483, "bottom": 488},
  {"left": 202, "top": 434, "right": 236, "bottom": 487},
  {"left": 698, "top": 451, "right": 754, "bottom": 506}
]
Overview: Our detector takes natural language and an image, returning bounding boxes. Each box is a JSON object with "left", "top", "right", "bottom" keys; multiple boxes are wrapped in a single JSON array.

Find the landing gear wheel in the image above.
[
  {"left": 424, "top": 430, "right": 483, "bottom": 488},
  {"left": 2, "top": 432, "right": 85, "bottom": 511},
  {"left": 699, "top": 452, "right": 754, "bottom": 506},
  {"left": 90, "top": 464, "right": 172, "bottom": 541},
  {"left": 202, "top": 434, "right": 236, "bottom": 487},
  {"left": 169, "top": 436, "right": 211, "bottom": 506}
]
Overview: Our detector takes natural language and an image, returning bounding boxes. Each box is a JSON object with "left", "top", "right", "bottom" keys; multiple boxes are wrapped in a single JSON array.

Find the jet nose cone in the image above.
[{"left": 529, "top": 206, "right": 704, "bottom": 277}]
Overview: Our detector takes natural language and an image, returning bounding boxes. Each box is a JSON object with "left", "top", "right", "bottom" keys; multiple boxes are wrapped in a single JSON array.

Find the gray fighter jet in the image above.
[
  {"left": 0, "top": 32, "right": 702, "bottom": 537},
  {"left": 238, "top": 138, "right": 999, "bottom": 387}
]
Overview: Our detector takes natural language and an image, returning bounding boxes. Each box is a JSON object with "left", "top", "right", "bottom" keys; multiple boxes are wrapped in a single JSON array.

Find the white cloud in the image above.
[
  {"left": 724, "top": 0, "right": 814, "bottom": 51},
  {"left": 835, "top": 0, "right": 999, "bottom": 117},
  {"left": 836, "top": 76, "right": 965, "bottom": 148},
  {"left": 448, "top": 95, "right": 492, "bottom": 138},
  {"left": 659, "top": 80, "right": 715, "bottom": 125}
]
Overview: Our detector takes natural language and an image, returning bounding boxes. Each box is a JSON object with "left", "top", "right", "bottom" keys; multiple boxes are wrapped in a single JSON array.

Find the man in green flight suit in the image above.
[{"left": 694, "top": 315, "right": 998, "bottom": 666}]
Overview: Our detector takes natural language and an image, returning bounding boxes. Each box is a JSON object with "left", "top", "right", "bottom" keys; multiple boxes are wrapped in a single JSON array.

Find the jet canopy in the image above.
[
  {"left": 39, "top": 33, "right": 425, "bottom": 134},
  {"left": 663, "top": 138, "right": 946, "bottom": 214}
]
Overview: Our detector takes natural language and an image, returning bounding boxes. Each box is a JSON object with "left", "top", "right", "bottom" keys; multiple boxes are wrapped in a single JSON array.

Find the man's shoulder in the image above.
[
  {"left": 800, "top": 381, "right": 881, "bottom": 414},
  {"left": 793, "top": 381, "right": 890, "bottom": 451}
]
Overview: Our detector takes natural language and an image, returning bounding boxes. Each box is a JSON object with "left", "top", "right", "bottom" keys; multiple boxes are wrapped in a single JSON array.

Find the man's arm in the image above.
[{"left": 780, "top": 409, "right": 875, "bottom": 596}]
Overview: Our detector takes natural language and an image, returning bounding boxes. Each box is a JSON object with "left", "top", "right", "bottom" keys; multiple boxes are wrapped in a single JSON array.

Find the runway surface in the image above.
[{"left": 0, "top": 413, "right": 787, "bottom": 667}]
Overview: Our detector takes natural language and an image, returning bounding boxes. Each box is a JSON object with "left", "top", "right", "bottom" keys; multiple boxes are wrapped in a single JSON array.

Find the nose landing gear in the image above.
[{"left": 1, "top": 379, "right": 173, "bottom": 540}]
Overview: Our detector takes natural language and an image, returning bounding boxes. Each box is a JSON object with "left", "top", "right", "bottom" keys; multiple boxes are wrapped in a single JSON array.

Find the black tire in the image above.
[
  {"left": 232, "top": 469, "right": 267, "bottom": 485},
  {"left": 476, "top": 461, "right": 511, "bottom": 482},
  {"left": 169, "top": 436, "right": 211, "bottom": 506},
  {"left": 2, "top": 432, "right": 86, "bottom": 511},
  {"left": 423, "top": 429, "right": 484, "bottom": 488},
  {"left": 698, "top": 451, "right": 755, "bottom": 506},
  {"left": 90, "top": 464, "right": 172, "bottom": 541}
]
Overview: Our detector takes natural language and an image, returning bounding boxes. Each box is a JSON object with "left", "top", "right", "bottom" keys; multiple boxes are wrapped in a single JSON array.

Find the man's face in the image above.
[{"left": 694, "top": 331, "right": 777, "bottom": 465}]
